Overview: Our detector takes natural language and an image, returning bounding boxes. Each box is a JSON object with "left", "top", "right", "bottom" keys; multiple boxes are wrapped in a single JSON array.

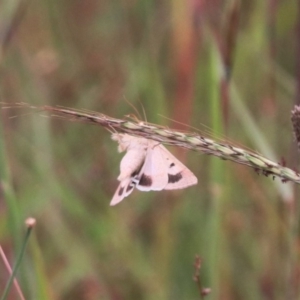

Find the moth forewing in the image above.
[
  {"left": 136, "top": 143, "right": 169, "bottom": 191},
  {"left": 155, "top": 145, "right": 198, "bottom": 190},
  {"left": 110, "top": 178, "right": 135, "bottom": 206}
]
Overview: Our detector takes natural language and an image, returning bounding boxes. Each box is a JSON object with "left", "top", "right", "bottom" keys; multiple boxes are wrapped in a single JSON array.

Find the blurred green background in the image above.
[{"left": 0, "top": 0, "right": 299, "bottom": 299}]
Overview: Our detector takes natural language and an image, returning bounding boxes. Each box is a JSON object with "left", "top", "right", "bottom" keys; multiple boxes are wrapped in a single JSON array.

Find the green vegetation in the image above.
[{"left": 0, "top": 0, "right": 299, "bottom": 299}]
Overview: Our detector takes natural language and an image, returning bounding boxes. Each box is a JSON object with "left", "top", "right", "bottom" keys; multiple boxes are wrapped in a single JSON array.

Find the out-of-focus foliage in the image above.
[{"left": 0, "top": 0, "right": 299, "bottom": 299}]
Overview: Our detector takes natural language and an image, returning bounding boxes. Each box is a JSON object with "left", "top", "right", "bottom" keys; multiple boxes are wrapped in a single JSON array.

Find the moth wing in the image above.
[
  {"left": 157, "top": 145, "right": 198, "bottom": 190},
  {"left": 136, "top": 144, "right": 169, "bottom": 191},
  {"left": 110, "top": 177, "right": 136, "bottom": 206}
]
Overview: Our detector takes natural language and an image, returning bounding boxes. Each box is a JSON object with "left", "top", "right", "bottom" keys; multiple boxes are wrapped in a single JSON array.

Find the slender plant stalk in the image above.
[
  {"left": 0, "top": 246, "right": 25, "bottom": 300},
  {"left": 1, "top": 218, "right": 35, "bottom": 300},
  {"left": 2, "top": 102, "right": 300, "bottom": 184},
  {"left": 193, "top": 255, "right": 211, "bottom": 299}
]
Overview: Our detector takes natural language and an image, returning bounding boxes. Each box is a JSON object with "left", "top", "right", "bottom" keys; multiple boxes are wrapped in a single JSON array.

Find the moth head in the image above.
[{"left": 111, "top": 133, "right": 133, "bottom": 152}]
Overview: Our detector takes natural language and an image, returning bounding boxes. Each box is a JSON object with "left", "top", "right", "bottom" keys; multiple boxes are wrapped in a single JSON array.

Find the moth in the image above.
[{"left": 110, "top": 133, "right": 198, "bottom": 206}]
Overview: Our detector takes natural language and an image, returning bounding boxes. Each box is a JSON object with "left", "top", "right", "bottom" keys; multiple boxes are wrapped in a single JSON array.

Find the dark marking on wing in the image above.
[
  {"left": 118, "top": 186, "right": 124, "bottom": 196},
  {"left": 170, "top": 163, "right": 175, "bottom": 168},
  {"left": 168, "top": 172, "right": 182, "bottom": 183},
  {"left": 126, "top": 184, "right": 134, "bottom": 193},
  {"left": 139, "top": 174, "right": 152, "bottom": 187}
]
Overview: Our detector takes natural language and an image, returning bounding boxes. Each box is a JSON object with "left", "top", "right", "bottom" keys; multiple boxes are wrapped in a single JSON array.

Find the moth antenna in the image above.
[
  {"left": 137, "top": 100, "right": 147, "bottom": 123},
  {"left": 123, "top": 96, "right": 142, "bottom": 120},
  {"left": 124, "top": 113, "right": 140, "bottom": 122}
]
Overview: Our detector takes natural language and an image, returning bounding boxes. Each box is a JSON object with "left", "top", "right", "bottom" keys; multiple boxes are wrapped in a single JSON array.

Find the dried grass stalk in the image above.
[{"left": 2, "top": 102, "right": 300, "bottom": 184}]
